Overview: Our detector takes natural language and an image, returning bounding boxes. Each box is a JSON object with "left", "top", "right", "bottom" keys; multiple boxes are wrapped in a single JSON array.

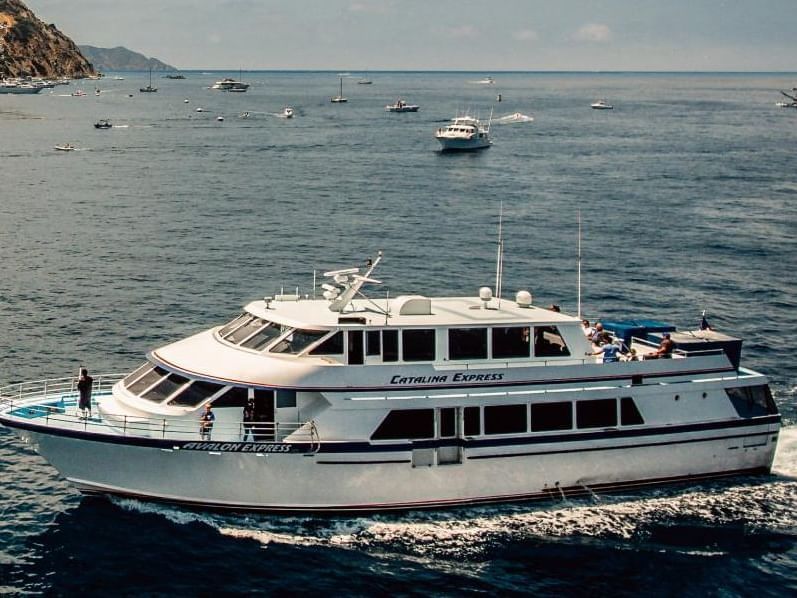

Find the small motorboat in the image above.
[
  {"left": 94, "top": 119, "right": 112, "bottom": 129},
  {"left": 385, "top": 99, "right": 419, "bottom": 113},
  {"left": 216, "top": 116, "right": 224, "bottom": 122},
  {"left": 54, "top": 143, "right": 76, "bottom": 151},
  {"left": 195, "top": 107, "right": 204, "bottom": 112},
  {"left": 71, "top": 89, "right": 86, "bottom": 97},
  {"left": 281, "top": 106, "right": 295, "bottom": 118},
  {"left": 591, "top": 99, "right": 613, "bottom": 110}
]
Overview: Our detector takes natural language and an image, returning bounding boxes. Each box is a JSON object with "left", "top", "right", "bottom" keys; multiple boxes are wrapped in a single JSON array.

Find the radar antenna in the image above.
[{"left": 322, "top": 251, "right": 383, "bottom": 312}]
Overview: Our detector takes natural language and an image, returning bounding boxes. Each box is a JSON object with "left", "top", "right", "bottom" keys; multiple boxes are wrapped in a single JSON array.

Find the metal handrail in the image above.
[{"left": 0, "top": 373, "right": 316, "bottom": 443}]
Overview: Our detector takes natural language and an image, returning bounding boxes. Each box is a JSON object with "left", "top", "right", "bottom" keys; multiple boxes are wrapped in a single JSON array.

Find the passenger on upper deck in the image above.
[
  {"left": 589, "top": 337, "right": 623, "bottom": 363},
  {"left": 591, "top": 323, "right": 611, "bottom": 346},
  {"left": 582, "top": 319, "right": 596, "bottom": 338},
  {"left": 644, "top": 333, "right": 675, "bottom": 359}
]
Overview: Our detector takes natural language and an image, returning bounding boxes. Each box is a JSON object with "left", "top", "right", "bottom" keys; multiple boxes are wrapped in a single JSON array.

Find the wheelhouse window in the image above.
[
  {"left": 270, "top": 329, "right": 328, "bottom": 354},
  {"left": 383, "top": 330, "right": 399, "bottom": 362},
  {"left": 126, "top": 365, "right": 169, "bottom": 395},
  {"left": 169, "top": 380, "right": 225, "bottom": 407},
  {"left": 402, "top": 329, "right": 436, "bottom": 362},
  {"left": 531, "top": 401, "right": 572, "bottom": 432},
  {"left": 449, "top": 328, "right": 487, "bottom": 360},
  {"left": 492, "top": 326, "right": 530, "bottom": 359},
  {"left": 141, "top": 372, "right": 190, "bottom": 403},
  {"left": 534, "top": 326, "right": 571, "bottom": 358},
  {"left": 309, "top": 331, "right": 344, "bottom": 355},
  {"left": 371, "top": 409, "right": 434, "bottom": 440},
  {"left": 576, "top": 399, "right": 617, "bottom": 429},
  {"left": 217, "top": 313, "right": 248, "bottom": 337},
  {"left": 484, "top": 404, "right": 528, "bottom": 435},
  {"left": 240, "top": 321, "right": 283, "bottom": 350},
  {"left": 123, "top": 362, "right": 154, "bottom": 389},
  {"left": 225, "top": 316, "right": 265, "bottom": 344}
]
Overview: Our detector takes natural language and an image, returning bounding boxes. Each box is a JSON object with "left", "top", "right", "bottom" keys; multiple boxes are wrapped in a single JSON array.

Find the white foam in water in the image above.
[{"left": 112, "top": 427, "right": 797, "bottom": 559}]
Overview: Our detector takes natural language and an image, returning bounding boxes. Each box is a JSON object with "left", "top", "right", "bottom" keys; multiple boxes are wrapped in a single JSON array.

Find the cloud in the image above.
[
  {"left": 574, "top": 23, "right": 612, "bottom": 42},
  {"left": 513, "top": 29, "right": 538, "bottom": 42},
  {"left": 444, "top": 25, "right": 477, "bottom": 39},
  {"left": 348, "top": 1, "right": 392, "bottom": 14}
]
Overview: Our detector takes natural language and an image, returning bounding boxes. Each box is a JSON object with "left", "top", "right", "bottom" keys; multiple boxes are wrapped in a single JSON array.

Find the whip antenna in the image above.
[
  {"left": 577, "top": 210, "right": 582, "bottom": 319},
  {"left": 495, "top": 202, "right": 504, "bottom": 307}
]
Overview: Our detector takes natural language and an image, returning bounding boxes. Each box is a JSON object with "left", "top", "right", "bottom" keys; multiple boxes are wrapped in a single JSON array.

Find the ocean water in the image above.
[{"left": 1, "top": 71, "right": 796, "bottom": 595}]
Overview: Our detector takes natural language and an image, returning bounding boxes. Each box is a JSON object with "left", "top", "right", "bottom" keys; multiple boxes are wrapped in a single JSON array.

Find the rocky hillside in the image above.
[
  {"left": 0, "top": 0, "right": 95, "bottom": 78},
  {"left": 79, "top": 45, "right": 175, "bottom": 72}
]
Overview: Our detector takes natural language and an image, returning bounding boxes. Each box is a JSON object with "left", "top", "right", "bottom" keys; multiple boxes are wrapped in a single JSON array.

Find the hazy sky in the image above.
[{"left": 28, "top": 0, "right": 797, "bottom": 71}]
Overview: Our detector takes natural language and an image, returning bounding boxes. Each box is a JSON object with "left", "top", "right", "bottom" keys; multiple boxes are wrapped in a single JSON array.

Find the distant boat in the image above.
[
  {"left": 281, "top": 106, "right": 295, "bottom": 118},
  {"left": 54, "top": 143, "right": 76, "bottom": 151},
  {"left": 71, "top": 89, "right": 86, "bottom": 97},
  {"left": 140, "top": 68, "right": 158, "bottom": 93},
  {"left": 591, "top": 99, "right": 613, "bottom": 110},
  {"left": 331, "top": 77, "right": 348, "bottom": 103},
  {"left": 94, "top": 119, "right": 112, "bottom": 129},
  {"left": 357, "top": 72, "right": 373, "bottom": 85},
  {"left": 0, "top": 81, "right": 43, "bottom": 94},
  {"left": 475, "top": 76, "right": 495, "bottom": 85},
  {"left": 385, "top": 98, "right": 419, "bottom": 113},
  {"left": 113, "top": 76, "right": 125, "bottom": 81},
  {"left": 435, "top": 113, "right": 492, "bottom": 151},
  {"left": 211, "top": 71, "right": 249, "bottom": 92},
  {"left": 165, "top": 74, "right": 186, "bottom": 79}
]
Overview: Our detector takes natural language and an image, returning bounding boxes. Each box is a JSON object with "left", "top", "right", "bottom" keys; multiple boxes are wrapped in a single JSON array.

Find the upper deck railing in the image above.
[{"left": 0, "top": 374, "right": 318, "bottom": 447}]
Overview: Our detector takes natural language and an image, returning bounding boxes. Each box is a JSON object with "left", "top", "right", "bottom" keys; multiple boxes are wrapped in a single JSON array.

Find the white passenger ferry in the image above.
[{"left": 0, "top": 252, "right": 780, "bottom": 512}]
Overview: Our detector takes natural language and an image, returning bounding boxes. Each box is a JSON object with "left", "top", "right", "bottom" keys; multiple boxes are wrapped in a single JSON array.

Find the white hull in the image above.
[
  {"left": 12, "top": 409, "right": 778, "bottom": 512},
  {"left": 436, "top": 137, "right": 491, "bottom": 151}
]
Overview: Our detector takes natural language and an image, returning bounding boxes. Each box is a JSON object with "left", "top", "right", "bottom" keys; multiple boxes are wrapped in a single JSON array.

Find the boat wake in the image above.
[
  {"left": 494, "top": 112, "right": 534, "bottom": 124},
  {"left": 111, "top": 427, "right": 797, "bottom": 560}
]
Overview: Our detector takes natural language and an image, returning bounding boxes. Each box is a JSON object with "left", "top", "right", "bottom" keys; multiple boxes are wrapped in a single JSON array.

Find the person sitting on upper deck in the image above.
[
  {"left": 591, "top": 323, "right": 611, "bottom": 346},
  {"left": 645, "top": 332, "right": 675, "bottom": 359},
  {"left": 582, "top": 319, "right": 596, "bottom": 339}
]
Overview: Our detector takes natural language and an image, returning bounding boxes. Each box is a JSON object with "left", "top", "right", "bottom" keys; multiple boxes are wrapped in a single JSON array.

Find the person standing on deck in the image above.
[
  {"left": 199, "top": 403, "right": 215, "bottom": 440},
  {"left": 77, "top": 368, "right": 93, "bottom": 419}
]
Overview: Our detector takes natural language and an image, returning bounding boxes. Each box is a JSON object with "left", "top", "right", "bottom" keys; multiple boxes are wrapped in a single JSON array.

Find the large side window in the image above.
[
  {"left": 464, "top": 406, "right": 481, "bottom": 436},
  {"left": 620, "top": 397, "right": 644, "bottom": 425},
  {"left": 492, "top": 326, "right": 530, "bottom": 359},
  {"left": 366, "top": 330, "right": 381, "bottom": 356},
  {"left": 449, "top": 328, "right": 488, "bottom": 360},
  {"left": 402, "top": 329, "right": 436, "bottom": 362},
  {"left": 212, "top": 386, "right": 250, "bottom": 408},
  {"left": 169, "top": 380, "right": 224, "bottom": 407},
  {"left": 383, "top": 330, "right": 399, "bottom": 362},
  {"left": 576, "top": 399, "right": 617, "bottom": 429},
  {"left": 726, "top": 386, "right": 778, "bottom": 418},
  {"left": 531, "top": 401, "right": 572, "bottom": 432},
  {"left": 309, "top": 331, "right": 344, "bottom": 355},
  {"left": 534, "top": 326, "right": 571, "bottom": 357},
  {"left": 123, "top": 362, "right": 153, "bottom": 389},
  {"left": 271, "top": 329, "right": 328, "bottom": 354},
  {"left": 484, "top": 404, "right": 528, "bottom": 435},
  {"left": 371, "top": 409, "right": 434, "bottom": 440}
]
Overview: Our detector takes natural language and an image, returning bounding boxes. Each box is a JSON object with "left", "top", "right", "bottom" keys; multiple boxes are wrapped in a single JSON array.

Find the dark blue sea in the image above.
[{"left": 1, "top": 71, "right": 796, "bottom": 595}]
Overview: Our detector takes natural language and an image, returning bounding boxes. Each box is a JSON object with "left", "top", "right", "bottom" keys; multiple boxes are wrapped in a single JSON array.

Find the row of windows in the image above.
[
  {"left": 122, "top": 362, "right": 297, "bottom": 408},
  {"left": 371, "top": 398, "right": 644, "bottom": 441},
  {"left": 220, "top": 311, "right": 572, "bottom": 362}
]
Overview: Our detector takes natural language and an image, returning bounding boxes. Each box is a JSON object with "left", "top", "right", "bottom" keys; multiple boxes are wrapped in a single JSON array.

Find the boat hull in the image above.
[
  {"left": 436, "top": 138, "right": 491, "bottom": 151},
  {"left": 8, "top": 416, "right": 778, "bottom": 512}
]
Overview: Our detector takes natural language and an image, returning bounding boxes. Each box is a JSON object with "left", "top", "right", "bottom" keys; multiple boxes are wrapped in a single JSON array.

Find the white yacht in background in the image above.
[
  {"left": 0, "top": 251, "right": 780, "bottom": 512},
  {"left": 591, "top": 99, "right": 613, "bottom": 109},
  {"left": 211, "top": 77, "right": 249, "bottom": 92},
  {"left": 435, "top": 113, "right": 492, "bottom": 151},
  {"left": 475, "top": 76, "right": 495, "bottom": 85},
  {"left": 0, "top": 80, "right": 44, "bottom": 94}
]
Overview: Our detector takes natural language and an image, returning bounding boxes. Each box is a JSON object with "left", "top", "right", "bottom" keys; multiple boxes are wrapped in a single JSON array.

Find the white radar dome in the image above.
[
  {"left": 479, "top": 287, "right": 493, "bottom": 302},
  {"left": 515, "top": 290, "right": 533, "bottom": 308}
]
